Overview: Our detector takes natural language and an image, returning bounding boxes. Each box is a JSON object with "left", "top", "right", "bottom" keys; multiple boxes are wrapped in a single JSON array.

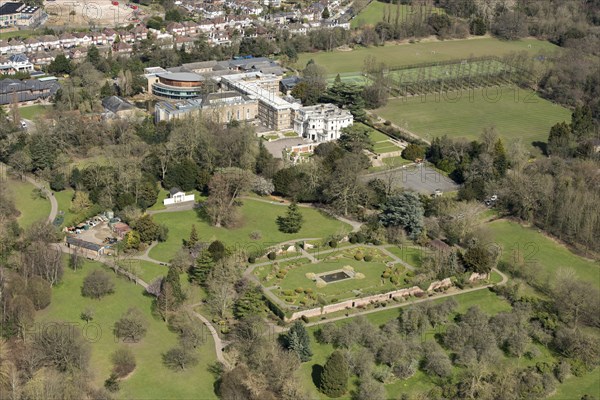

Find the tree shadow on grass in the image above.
[
  {"left": 532, "top": 141, "right": 547, "bottom": 155},
  {"left": 311, "top": 364, "right": 324, "bottom": 389}
]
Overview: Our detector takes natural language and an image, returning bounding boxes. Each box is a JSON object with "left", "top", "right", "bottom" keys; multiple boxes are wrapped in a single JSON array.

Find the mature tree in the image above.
[
  {"left": 169, "top": 311, "right": 204, "bottom": 350},
  {"left": 321, "top": 6, "right": 330, "bottom": 19},
  {"left": 355, "top": 377, "right": 386, "bottom": 400},
  {"left": 9, "top": 295, "right": 35, "bottom": 339},
  {"left": 163, "top": 347, "right": 198, "bottom": 370},
  {"left": 208, "top": 240, "right": 227, "bottom": 262},
  {"left": 379, "top": 192, "right": 425, "bottom": 238},
  {"left": 552, "top": 269, "right": 600, "bottom": 327},
  {"left": 205, "top": 260, "right": 239, "bottom": 318},
  {"left": 319, "top": 350, "right": 348, "bottom": 397},
  {"left": 322, "top": 153, "right": 368, "bottom": 216},
  {"left": 338, "top": 125, "right": 373, "bottom": 153},
  {"left": 276, "top": 202, "right": 304, "bottom": 233},
  {"left": 547, "top": 122, "right": 572, "bottom": 157},
  {"left": 81, "top": 270, "right": 115, "bottom": 299},
  {"left": 26, "top": 276, "right": 51, "bottom": 310},
  {"left": 422, "top": 342, "right": 453, "bottom": 378},
  {"left": 190, "top": 250, "right": 214, "bottom": 285},
  {"left": 47, "top": 54, "right": 73, "bottom": 75},
  {"left": 233, "top": 284, "right": 264, "bottom": 319},
  {"left": 111, "top": 347, "right": 136, "bottom": 378},
  {"left": 398, "top": 305, "right": 430, "bottom": 336},
  {"left": 123, "top": 230, "right": 141, "bottom": 251},
  {"left": 34, "top": 323, "right": 91, "bottom": 372},
  {"left": 114, "top": 307, "right": 148, "bottom": 342},
  {"left": 285, "top": 321, "right": 313, "bottom": 362},
  {"left": 185, "top": 224, "right": 199, "bottom": 249},
  {"left": 204, "top": 168, "right": 253, "bottom": 227},
  {"left": 461, "top": 243, "right": 497, "bottom": 274},
  {"left": 132, "top": 214, "right": 160, "bottom": 243},
  {"left": 402, "top": 144, "right": 426, "bottom": 161},
  {"left": 293, "top": 62, "right": 327, "bottom": 105},
  {"left": 157, "top": 267, "right": 185, "bottom": 319}
]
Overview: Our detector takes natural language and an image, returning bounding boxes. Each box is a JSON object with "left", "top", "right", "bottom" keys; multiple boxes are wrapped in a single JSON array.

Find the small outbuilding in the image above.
[
  {"left": 66, "top": 236, "right": 106, "bottom": 257},
  {"left": 163, "top": 187, "right": 195, "bottom": 206}
]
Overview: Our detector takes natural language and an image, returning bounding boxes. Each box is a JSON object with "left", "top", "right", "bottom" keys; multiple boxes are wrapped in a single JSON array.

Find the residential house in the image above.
[
  {"left": 293, "top": 103, "right": 353, "bottom": 142},
  {"left": 0, "top": 53, "right": 34, "bottom": 75},
  {"left": 0, "top": 78, "right": 60, "bottom": 105}
]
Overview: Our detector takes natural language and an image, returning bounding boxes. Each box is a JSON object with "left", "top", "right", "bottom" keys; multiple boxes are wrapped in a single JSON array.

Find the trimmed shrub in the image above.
[
  {"left": 267, "top": 252, "right": 277, "bottom": 260},
  {"left": 354, "top": 252, "right": 364, "bottom": 261},
  {"left": 295, "top": 287, "right": 304, "bottom": 293},
  {"left": 247, "top": 256, "right": 256, "bottom": 264},
  {"left": 301, "top": 315, "right": 310, "bottom": 323},
  {"left": 363, "top": 254, "right": 373, "bottom": 262},
  {"left": 329, "top": 240, "right": 338, "bottom": 248}
]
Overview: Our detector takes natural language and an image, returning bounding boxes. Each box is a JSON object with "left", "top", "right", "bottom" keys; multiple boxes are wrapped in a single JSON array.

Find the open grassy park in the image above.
[
  {"left": 7, "top": 177, "right": 51, "bottom": 228},
  {"left": 149, "top": 198, "right": 351, "bottom": 262},
  {"left": 351, "top": 2, "right": 443, "bottom": 29},
  {"left": 375, "top": 86, "right": 571, "bottom": 144},
  {"left": 37, "top": 259, "right": 218, "bottom": 399},
  {"left": 296, "top": 37, "right": 559, "bottom": 75},
  {"left": 488, "top": 219, "right": 600, "bottom": 289}
]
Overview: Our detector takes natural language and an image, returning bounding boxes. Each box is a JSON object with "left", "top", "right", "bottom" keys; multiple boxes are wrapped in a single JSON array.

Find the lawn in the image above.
[
  {"left": 149, "top": 198, "right": 351, "bottom": 262},
  {"left": 263, "top": 250, "right": 402, "bottom": 305},
  {"left": 8, "top": 177, "right": 50, "bottom": 228},
  {"left": 351, "top": 2, "right": 444, "bottom": 29},
  {"left": 550, "top": 367, "right": 600, "bottom": 400},
  {"left": 296, "top": 37, "right": 559, "bottom": 75},
  {"left": 384, "top": 245, "right": 427, "bottom": 268},
  {"left": 488, "top": 219, "right": 600, "bottom": 289},
  {"left": 18, "top": 104, "right": 52, "bottom": 120},
  {"left": 53, "top": 188, "right": 75, "bottom": 226},
  {"left": 375, "top": 86, "right": 571, "bottom": 145},
  {"left": 36, "top": 259, "right": 218, "bottom": 399},
  {"left": 118, "top": 259, "right": 169, "bottom": 285}
]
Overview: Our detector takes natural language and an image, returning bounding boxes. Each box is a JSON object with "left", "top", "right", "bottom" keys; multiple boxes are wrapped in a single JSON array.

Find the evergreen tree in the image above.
[
  {"left": 276, "top": 202, "right": 304, "bottom": 233},
  {"left": 186, "top": 225, "right": 198, "bottom": 249},
  {"left": 334, "top": 74, "right": 341, "bottom": 84},
  {"left": 321, "top": 6, "right": 330, "bottom": 19},
  {"left": 286, "top": 321, "right": 312, "bottom": 362},
  {"left": 493, "top": 139, "right": 508, "bottom": 177},
  {"left": 208, "top": 240, "right": 226, "bottom": 261},
  {"left": 320, "top": 350, "right": 348, "bottom": 397},
  {"left": 164, "top": 267, "right": 185, "bottom": 304},
  {"left": 379, "top": 192, "right": 424, "bottom": 239},
  {"left": 233, "top": 285, "right": 264, "bottom": 319},
  {"left": 571, "top": 105, "right": 594, "bottom": 139},
  {"left": 547, "top": 122, "right": 572, "bottom": 158},
  {"left": 190, "top": 250, "right": 214, "bottom": 286}
]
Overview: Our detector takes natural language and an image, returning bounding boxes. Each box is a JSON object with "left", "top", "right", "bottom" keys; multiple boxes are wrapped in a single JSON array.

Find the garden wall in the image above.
[{"left": 285, "top": 277, "right": 453, "bottom": 322}]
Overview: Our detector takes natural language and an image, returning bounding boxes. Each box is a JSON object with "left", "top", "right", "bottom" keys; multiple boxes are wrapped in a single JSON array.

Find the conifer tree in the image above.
[
  {"left": 286, "top": 321, "right": 313, "bottom": 362},
  {"left": 190, "top": 250, "right": 214, "bottom": 286},
  {"left": 276, "top": 202, "right": 304, "bottom": 233},
  {"left": 320, "top": 350, "right": 348, "bottom": 397}
]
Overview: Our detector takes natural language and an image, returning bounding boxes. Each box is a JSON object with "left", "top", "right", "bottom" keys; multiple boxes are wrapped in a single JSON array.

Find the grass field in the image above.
[
  {"left": 149, "top": 198, "right": 351, "bottom": 262},
  {"left": 53, "top": 188, "right": 75, "bottom": 226},
  {"left": 118, "top": 259, "right": 169, "bottom": 284},
  {"left": 18, "top": 104, "right": 52, "bottom": 120},
  {"left": 37, "top": 259, "right": 218, "bottom": 399},
  {"left": 8, "top": 177, "right": 50, "bottom": 228},
  {"left": 375, "top": 86, "right": 571, "bottom": 144},
  {"left": 550, "top": 367, "right": 600, "bottom": 399},
  {"left": 296, "top": 37, "right": 559, "bottom": 75},
  {"left": 488, "top": 219, "right": 600, "bottom": 289},
  {"left": 351, "top": 2, "right": 443, "bottom": 29}
]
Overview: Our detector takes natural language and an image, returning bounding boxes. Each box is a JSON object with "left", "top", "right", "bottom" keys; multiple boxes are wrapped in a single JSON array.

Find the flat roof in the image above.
[{"left": 157, "top": 72, "right": 204, "bottom": 82}]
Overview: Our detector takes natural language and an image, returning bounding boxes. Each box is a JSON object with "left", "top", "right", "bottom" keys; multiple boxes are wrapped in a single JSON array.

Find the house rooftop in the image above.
[{"left": 101, "top": 96, "right": 134, "bottom": 114}]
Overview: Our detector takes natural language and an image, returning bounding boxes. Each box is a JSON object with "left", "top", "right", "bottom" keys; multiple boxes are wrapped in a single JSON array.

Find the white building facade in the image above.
[{"left": 294, "top": 103, "right": 353, "bottom": 142}]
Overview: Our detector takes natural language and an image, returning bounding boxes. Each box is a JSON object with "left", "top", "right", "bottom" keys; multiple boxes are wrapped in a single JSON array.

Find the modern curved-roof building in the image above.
[{"left": 145, "top": 69, "right": 205, "bottom": 99}]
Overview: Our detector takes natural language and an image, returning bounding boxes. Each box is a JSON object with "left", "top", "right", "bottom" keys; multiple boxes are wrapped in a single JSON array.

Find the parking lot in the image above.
[{"left": 364, "top": 163, "right": 459, "bottom": 195}]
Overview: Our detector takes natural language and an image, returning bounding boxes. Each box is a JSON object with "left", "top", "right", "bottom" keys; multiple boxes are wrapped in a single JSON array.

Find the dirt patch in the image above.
[{"left": 45, "top": 0, "right": 148, "bottom": 28}]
